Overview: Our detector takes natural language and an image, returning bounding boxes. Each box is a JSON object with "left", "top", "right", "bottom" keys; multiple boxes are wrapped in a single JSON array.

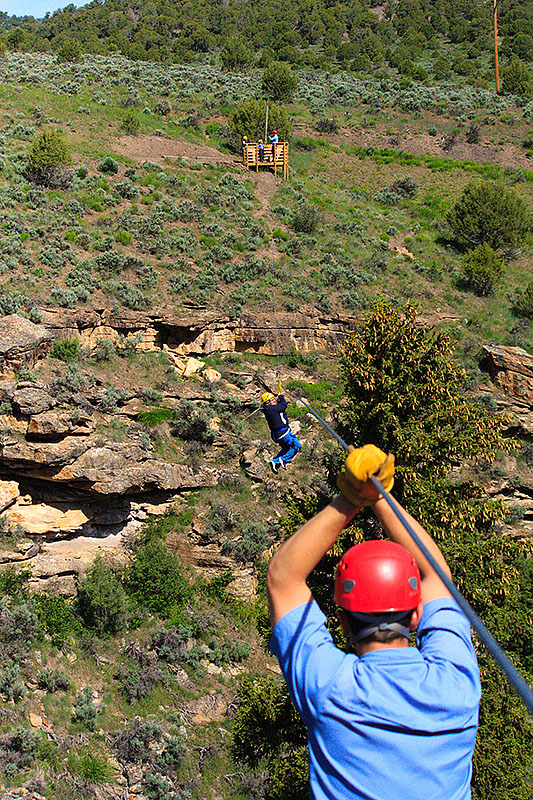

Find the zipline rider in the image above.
[
  {"left": 261, "top": 392, "right": 302, "bottom": 473},
  {"left": 267, "top": 444, "right": 481, "bottom": 800}
]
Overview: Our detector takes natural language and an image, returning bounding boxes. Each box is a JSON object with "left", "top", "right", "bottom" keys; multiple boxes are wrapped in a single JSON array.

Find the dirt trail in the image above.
[{"left": 115, "top": 133, "right": 238, "bottom": 166}]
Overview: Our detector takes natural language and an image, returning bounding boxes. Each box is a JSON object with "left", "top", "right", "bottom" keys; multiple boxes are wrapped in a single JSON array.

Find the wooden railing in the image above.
[{"left": 243, "top": 142, "right": 289, "bottom": 179}]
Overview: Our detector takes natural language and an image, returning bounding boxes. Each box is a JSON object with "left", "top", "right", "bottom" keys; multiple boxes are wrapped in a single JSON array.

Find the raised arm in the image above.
[
  {"left": 372, "top": 496, "right": 452, "bottom": 603},
  {"left": 267, "top": 495, "right": 359, "bottom": 626}
]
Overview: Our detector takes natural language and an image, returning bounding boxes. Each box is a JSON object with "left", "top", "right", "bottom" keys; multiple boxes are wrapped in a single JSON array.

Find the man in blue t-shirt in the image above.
[
  {"left": 267, "top": 444, "right": 481, "bottom": 800},
  {"left": 262, "top": 392, "right": 302, "bottom": 473}
]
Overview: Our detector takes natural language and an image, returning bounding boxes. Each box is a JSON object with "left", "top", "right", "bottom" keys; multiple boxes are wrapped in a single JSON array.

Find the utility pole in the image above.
[
  {"left": 265, "top": 104, "right": 269, "bottom": 143},
  {"left": 494, "top": 0, "right": 500, "bottom": 92}
]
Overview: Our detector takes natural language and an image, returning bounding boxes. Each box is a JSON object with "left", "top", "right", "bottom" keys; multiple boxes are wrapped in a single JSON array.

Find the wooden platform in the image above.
[{"left": 243, "top": 142, "right": 289, "bottom": 179}]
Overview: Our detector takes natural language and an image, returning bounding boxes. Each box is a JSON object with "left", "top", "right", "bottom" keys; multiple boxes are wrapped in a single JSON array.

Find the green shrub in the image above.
[
  {"left": 111, "top": 717, "right": 162, "bottom": 763},
  {"left": 49, "top": 337, "right": 80, "bottom": 362},
  {"left": 26, "top": 128, "right": 71, "bottom": 187},
  {"left": 160, "top": 735, "right": 188, "bottom": 772},
  {"left": 33, "top": 593, "right": 80, "bottom": 646},
  {"left": 291, "top": 203, "right": 320, "bottom": 233},
  {"left": 73, "top": 687, "right": 98, "bottom": 730},
  {"left": 68, "top": 752, "right": 113, "bottom": 783},
  {"left": 154, "top": 99, "right": 171, "bottom": 116},
  {"left": 91, "top": 337, "right": 116, "bottom": 362},
  {"left": 509, "top": 281, "right": 533, "bottom": 319},
  {"left": 446, "top": 181, "right": 530, "bottom": 250},
  {"left": 151, "top": 625, "right": 192, "bottom": 662},
  {"left": 125, "top": 539, "right": 189, "bottom": 618},
  {"left": 461, "top": 244, "right": 505, "bottom": 297},
  {"left": 55, "top": 39, "right": 80, "bottom": 63},
  {"left": 229, "top": 98, "right": 291, "bottom": 143},
  {"left": 76, "top": 556, "right": 131, "bottom": 635},
  {"left": 116, "top": 660, "right": 164, "bottom": 703},
  {"left": 121, "top": 112, "right": 140, "bottom": 135},
  {"left": 315, "top": 118, "right": 338, "bottom": 134},
  {"left": 115, "top": 229, "right": 133, "bottom": 245},
  {"left": 220, "top": 36, "right": 254, "bottom": 70},
  {"left": 0, "top": 567, "right": 30, "bottom": 599},
  {"left": 0, "top": 600, "right": 40, "bottom": 655},
  {"left": 37, "top": 667, "right": 71, "bottom": 692},
  {"left": 261, "top": 61, "right": 298, "bottom": 102},
  {"left": 222, "top": 520, "right": 274, "bottom": 564},
  {"left": 138, "top": 406, "right": 176, "bottom": 426},
  {"left": 98, "top": 157, "right": 119, "bottom": 174},
  {"left": 1, "top": 726, "right": 41, "bottom": 768},
  {"left": 144, "top": 771, "right": 174, "bottom": 800},
  {"left": 0, "top": 663, "right": 26, "bottom": 701},
  {"left": 502, "top": 56, "right": 532, "bottom": 98},
  {"left": 50, "top": 288, "right": 78, "bottom": 308},
  {"left": 233, "top": 676, "right": 308, "bottom": 800},
  {"left": 171, "top": 400, "right": 215, "bottom": 445},
  {"left": 340, "top": 300, "right": 532, "bottom": 800}
]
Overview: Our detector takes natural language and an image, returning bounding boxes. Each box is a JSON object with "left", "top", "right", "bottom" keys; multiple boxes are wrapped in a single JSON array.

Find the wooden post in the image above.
[{"left": 494, "top": 0, "right": 500, "bottom": 92}]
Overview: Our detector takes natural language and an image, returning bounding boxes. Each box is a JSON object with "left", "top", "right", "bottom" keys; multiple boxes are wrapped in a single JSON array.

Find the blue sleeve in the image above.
[
  {"left": 270, "top": 601, "right": 345, "bottom": 724},
  {"left": 416, "top": 599, "right": 481, "bottom": 692}
]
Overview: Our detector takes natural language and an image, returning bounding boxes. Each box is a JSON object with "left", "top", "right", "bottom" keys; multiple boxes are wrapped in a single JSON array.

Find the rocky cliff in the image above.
[{"left": 0, "top": 314, "right": 531, "bottom": 596}]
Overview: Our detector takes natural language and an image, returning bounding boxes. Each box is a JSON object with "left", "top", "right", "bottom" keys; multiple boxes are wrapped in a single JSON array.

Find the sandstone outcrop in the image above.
[
  {"left": 36, "top": 307, "right": 358, "bottom": 360},
  {"left": 481, "top": 344, "right": 533, "bottom": 435},
  {"left": 0, "top": 315, "right": 53, "bottom": 374}
]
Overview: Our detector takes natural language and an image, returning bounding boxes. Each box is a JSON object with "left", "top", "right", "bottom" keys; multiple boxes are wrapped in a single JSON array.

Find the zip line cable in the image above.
[
  {"left": 262, "top": 216, "right": 532, "bottom": 715},
  {"left": 268, "top": 219, "right": 283, "bottom": 395}
]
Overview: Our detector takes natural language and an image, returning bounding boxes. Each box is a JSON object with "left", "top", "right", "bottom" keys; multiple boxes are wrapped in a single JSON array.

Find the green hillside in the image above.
[{"left": 2, "top": 0, "right": 532, "bottom": 84}]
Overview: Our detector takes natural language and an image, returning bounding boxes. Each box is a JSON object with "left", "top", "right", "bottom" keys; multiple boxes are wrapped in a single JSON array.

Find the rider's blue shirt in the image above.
[{"left": 270, "top": 597, "right": 480, "bottom": 800}]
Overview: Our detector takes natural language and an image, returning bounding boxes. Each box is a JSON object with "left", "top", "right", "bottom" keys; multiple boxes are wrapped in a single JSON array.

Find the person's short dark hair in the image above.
[{"left": 345, "top": 609, "right": 414, "bottom": 647}]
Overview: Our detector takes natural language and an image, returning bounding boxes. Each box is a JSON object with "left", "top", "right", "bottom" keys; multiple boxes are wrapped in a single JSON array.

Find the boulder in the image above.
[
  {"left": 2, "top": 501, "right": 90, "bottom": 537},
  {"left": 202, "top": 366, "right": 222, "bottom": 383},
  {"left": 0, "top": 479, "right": 19, "bottom": 512},
  {"left": 12, "top": 383, "right": 56, "bottom": 415},
  {"left": 0, "top": 315, "right": 53, "bottom": 375},
  {"left": 0, "top": 434, "right": 91, "bottom": 468},
  {"left": 25, "top": 532, "right": 126, "bottom": 596},
  {"left": 481, "top": 344, "right": 533, "bottom": 405},
  {"left": 27, "top": 409, "right": 95, "bottom": 438},
  {"left": 241, "top": 445, "right": 266, "bottom": 482},
  {"left": 42, "top": 444, "right": 218, "bottom": 494},
  {"left": 167, "top": 355, "right": 205, "bottom": 377},
  {"left": 0, "top": 413, "right": 28, "bottom": 434},
  {"left": 0, "top": 540, "right": 39, "bottom": 563}
]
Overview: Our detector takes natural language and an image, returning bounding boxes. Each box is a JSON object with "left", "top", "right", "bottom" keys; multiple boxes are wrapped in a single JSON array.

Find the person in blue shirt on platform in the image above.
[
  {"left": 262, "top": 392, "right": 302, "bottom": 473},
  {"left": 267, "top": 444, "right": 481, "bottom": 800},
  {"left": 268, "top": 129, "right": 278, "bottom": 162}
]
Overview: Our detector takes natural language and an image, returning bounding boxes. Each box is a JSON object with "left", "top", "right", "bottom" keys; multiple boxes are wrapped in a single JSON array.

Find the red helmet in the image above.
[{"left": 334, "top": 541, "right": 421, "bottom": 613}]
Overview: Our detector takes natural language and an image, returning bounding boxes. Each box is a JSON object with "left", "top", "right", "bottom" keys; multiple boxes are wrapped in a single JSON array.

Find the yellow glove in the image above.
[{"left": 337, "top": 444, "right": 395, "bottom": 507}]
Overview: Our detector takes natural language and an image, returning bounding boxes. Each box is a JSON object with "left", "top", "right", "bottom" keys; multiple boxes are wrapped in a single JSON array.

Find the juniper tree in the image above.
[{"left": 26, "top": 128, "right": 71, "bottom": 188}]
